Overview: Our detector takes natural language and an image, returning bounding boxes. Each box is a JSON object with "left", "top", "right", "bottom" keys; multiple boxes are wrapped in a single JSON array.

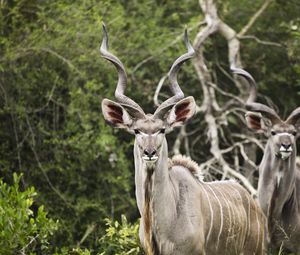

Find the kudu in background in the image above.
[
  {"left": 233, "top": 68, "right": 300, "bottom": 254},
  {"left": 101, "top": 24, "right": 265, "bottom": 255}
]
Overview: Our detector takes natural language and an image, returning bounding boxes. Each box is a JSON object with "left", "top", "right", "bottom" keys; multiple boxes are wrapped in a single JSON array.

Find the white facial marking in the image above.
[
  {"left": 142, "top": 156, "right": 158, "bottom": 167},
  {"left": 277, "top": 132, "right": 293, "bottom": 137},
  {"left": 279, "top": 151, "right": 292, "bottom": 160},
  {"left": 140, "top": 131, "right": 161, "bottom": 137},
  {"left": 279, "top": 145, "right": 293, "bottom": 153},
  {"left": 142, "top": 155, "right": 158, "bottom": 162}
]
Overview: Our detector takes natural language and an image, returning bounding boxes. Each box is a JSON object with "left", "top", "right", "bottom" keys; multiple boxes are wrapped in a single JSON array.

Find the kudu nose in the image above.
[
  {"left": 144, "top": 149, "right": 157, "bottom": 158},
  {"left": 281, "top": 143, "right": 291, "bottom": 150}
]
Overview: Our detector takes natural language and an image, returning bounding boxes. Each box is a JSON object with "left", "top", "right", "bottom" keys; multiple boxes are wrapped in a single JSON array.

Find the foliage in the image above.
[
  {"left": 0, "top": 0, "right": 300, "bottom": 254},
  {"left": 53, "top": 247, "right": 92, "bottom": 255},
  {"left": 99, "top": 215, "right": 142, "bottom": 255},
  {"left": 0, "top": 173, "right": 58, "bottom": 255}
]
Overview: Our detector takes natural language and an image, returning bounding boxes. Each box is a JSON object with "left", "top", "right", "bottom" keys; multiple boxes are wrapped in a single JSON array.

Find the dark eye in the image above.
[
  {"left": 292, "top": 131, "right": 297, "bottom": 136},
  {"left": 160, "top": 128, "right": 165, "bottom": 134},
  {"left": 134, "top": 129, "right": 140, "bottom": 134},
  {"left": 271, "top": 131, "right": 276, "bottom": 136}
]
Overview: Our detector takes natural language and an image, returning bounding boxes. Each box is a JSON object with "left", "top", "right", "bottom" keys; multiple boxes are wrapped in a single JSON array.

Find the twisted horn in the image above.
[
  {"left": 100, "top": 23, "right": 145, "bottom": 118},
  {"left": 231, "top": 66, "right": 281, "bottom": 124},
  {"left": 230, "top": 66, "right": 257, "bottom": 104},
  {"left": 286, "top": 107, "right": 300, "bottom": 125},
  {"left": 154, "top": 28, "right": 195, "bottom": 118},
  {"left": 246, "top": 102, "right": 281, "bottom": 124}
]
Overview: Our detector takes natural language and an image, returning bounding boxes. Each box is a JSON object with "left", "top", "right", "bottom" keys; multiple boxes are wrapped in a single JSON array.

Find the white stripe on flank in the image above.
[
  {"left": 255, "top": 206, "right": 261, "bottom": 253},
  {"left": 215, "top": 184, "right": 232, "bottom": 250},
  {"left": 231, "top": 186, "right": 245, "bottom": 251},
  {"left": 206, "top": 184, "right": 224, "bottom": 249},
  {"left": 200, "top": 184, "right": 214, "bottom": 243},
  {"left": 245, "top": 193, "right": 251, "bottom": 240}
]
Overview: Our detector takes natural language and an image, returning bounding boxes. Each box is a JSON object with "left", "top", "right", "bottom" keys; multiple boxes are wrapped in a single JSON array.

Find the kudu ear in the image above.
[
  {"left": 245, "top": 111, "right": 271, "bottom": 133},
  {"left": 167, "top": 96, "right": 196, "bottom": 128},
  {"left": 102, "top": 99, "right": 133, "bottom": 129}
]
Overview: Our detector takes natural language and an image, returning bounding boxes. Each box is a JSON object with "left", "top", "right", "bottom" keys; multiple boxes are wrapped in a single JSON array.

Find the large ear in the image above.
[
  {"left": 245, "top": 111, "right": 271, "bottom": 132},
  {"left": 167, "top": 96, "right": 196, "bottom": 128},
  {"left": 101, "top": 99, "right": 133, "bottom": 129}
]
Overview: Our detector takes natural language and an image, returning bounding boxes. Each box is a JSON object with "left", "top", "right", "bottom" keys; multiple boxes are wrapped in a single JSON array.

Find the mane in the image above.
[{"left": 170, "top": 154, "right": 203, "bottom": 181}]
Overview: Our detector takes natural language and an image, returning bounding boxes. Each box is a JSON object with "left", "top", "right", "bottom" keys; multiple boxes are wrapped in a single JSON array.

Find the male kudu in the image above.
[
  {"left": 233, "top": 67, "right": 300, "bottom": 254},
  {"left": 101, "top": 24, "right": 265, "bottom": 255}
]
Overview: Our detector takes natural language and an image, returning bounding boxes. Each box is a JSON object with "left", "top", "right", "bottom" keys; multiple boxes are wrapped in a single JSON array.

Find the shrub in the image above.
[
  {"left": 99, "top": 215, "right": 142, "bottom": 255},
  {"left": 0, "top": 173, "right": 58, "bottom": 254}
]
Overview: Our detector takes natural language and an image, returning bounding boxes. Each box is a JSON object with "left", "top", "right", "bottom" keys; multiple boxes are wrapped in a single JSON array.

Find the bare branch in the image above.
[
  {"left": 190, "top": 0, "right": 274, "bottom": 194},
  {"left": 239, "top": 35, "right": 282, "bottom": 47},
  {"left": 207, "top": 82, "right": 244, "bottom": 105},
  {"left": 153, "top": 75, "right": 167, "bottom": 107},
  {"left": 238, "top": 143, "right": 258, "bottom": 170},
  {"left": 232, "top": 133, "right": 265, "bottom": 151},
  {"left": 172, "top": 126, "right": 186, "bottom": 155},
  {"left": 132, "top": 22, "right": 206, "bottom": 73},
  {"left": 238, "top": 0, "right": 274, "bottom": 37}
]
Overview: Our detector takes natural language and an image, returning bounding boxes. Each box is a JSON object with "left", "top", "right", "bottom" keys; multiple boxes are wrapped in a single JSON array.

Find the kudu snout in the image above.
[
  {"left": 277, "top": 135, "right": 293, "bottom": 152},
  {"left": 142, "top": 147, "right": 158, "bottom": 162},
  {"left": 281, "top": 142, "right": 292, "bottom": 151},
  {"left": 144, "top": 149, "right": 157, "bottom": 158},
  {"left": 142, "top": 136, "right": 159, "bottom": 162}
]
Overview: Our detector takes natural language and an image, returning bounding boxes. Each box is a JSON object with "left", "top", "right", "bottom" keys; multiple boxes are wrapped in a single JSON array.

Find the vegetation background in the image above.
[{"left": 0, "top": 0, "right": 299, "bottom": 254}]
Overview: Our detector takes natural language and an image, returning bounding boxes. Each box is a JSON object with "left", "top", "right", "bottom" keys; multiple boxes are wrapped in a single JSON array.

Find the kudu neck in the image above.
[{"left": 133, "top": 137, "right": 170, "bottom": 213}]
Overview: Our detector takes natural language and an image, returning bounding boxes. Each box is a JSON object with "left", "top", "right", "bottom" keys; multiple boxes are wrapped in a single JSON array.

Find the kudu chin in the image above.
[
  {"left": 233, "top": 67, "right": 300, "bottom": 254},
  {"left": 101, "top": 24, "right": 265, "bottom": 255}
]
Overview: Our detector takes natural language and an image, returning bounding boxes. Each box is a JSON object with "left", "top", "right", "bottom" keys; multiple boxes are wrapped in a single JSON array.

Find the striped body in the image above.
[
  {"left": 135, "top": 140, "right": 266, "bottom": 255},
  {"left": 198, "top": 180, "right": 264, "bottom": 254}
]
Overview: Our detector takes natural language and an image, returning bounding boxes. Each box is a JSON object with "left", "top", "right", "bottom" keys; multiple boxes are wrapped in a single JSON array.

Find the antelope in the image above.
[
  {"left": 233, "top": 67, "right": 300, "bottom": 254},
  {"left": 101, "top": 24, "right": 265, "bottom": 255}
]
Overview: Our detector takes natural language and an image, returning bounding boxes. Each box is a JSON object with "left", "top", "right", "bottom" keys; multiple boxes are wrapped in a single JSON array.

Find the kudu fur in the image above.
[
  {"left": 233, "top": 67, "right": 300, "bottom": 254},
  {"left": 101, "top": 24, "right": 265, "bottom": 255}
]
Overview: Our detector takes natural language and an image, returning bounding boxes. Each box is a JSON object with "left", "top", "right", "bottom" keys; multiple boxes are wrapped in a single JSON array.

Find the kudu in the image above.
[
  {"left": 101, "top": 24, "right": 265, "bottom": 255},
  {"left": 233, "top": 67, "right": 300, "bottom": 253}
]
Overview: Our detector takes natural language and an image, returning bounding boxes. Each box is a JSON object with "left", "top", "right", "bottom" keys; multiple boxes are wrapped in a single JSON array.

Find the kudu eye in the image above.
[
  {"left": 160, "top": 128, "right": 166, "bottom": 134},
  {"left": 292, "top": 131, "right": 297, "bottom": 136},
  {"left": 271, "top": 131, "right": 276, "bottom": 136},
  {"left": 134, "top": 129, "right": 140, "bottom": 135}
]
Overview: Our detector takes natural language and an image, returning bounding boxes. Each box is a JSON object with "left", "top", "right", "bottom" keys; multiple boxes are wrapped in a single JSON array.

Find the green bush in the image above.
[
  {"left": 0, "top": 173, "right": 58, "bottom": 255},
  {"left": 53, "top": 247, "right": 92, "bottom": 255},
  {"left": 99, "top": 215, "right": 142, "bottom": 255}
]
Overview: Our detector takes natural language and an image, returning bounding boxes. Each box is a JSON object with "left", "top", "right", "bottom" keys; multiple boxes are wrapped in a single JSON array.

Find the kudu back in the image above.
[
  {"left": 233, "top": 67, "right": 300, "bottom": 254},
  {"left": 101, "top": 24, "right": 265, "bottom": 255}
]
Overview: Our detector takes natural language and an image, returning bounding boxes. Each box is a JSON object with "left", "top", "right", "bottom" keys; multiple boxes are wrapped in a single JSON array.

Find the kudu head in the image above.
[
  {"left": 232, "top": 67, "right": 300, "bottom": 160},
  {"left": 101, "top": 23, "right": 196, "bottom": 163}
]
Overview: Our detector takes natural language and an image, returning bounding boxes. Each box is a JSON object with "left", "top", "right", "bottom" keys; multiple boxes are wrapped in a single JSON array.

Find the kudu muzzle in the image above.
[
  {"left": 276, "top": 133, "right": 293, "bottom": 160},
  {"left": 142, "top": 136, "right": 159, "bottom": 163}
]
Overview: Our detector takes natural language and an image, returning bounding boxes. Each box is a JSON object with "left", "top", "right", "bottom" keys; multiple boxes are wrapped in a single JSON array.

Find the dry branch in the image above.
[
  {"left": 190, "top": 0, "right": 272, "bottom": 194},
  {"left": 151, "top": 0, "right": 273, "bottom": 194}
]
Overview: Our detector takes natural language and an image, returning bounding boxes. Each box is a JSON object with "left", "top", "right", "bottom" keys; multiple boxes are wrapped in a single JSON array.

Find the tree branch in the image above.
[{"left": 238, "top": 0, "right": 274, "bottom": 37}]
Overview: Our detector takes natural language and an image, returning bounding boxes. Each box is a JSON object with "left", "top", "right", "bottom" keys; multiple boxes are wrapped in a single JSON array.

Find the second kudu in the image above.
[
  {"left": 233, "top": 68, "right": 300, "bottom": 254},
  {"left": 101, "top": 24, "right": 265, "bottom": 255}
]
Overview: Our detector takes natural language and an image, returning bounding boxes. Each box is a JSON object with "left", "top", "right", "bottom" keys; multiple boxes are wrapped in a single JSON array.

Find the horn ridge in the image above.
[
  {"left": 154, "top": 28, "right": 195, "bottom": 118},
  {"left": 100, "top": 23, "right": 145, "bottom": 118}
]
